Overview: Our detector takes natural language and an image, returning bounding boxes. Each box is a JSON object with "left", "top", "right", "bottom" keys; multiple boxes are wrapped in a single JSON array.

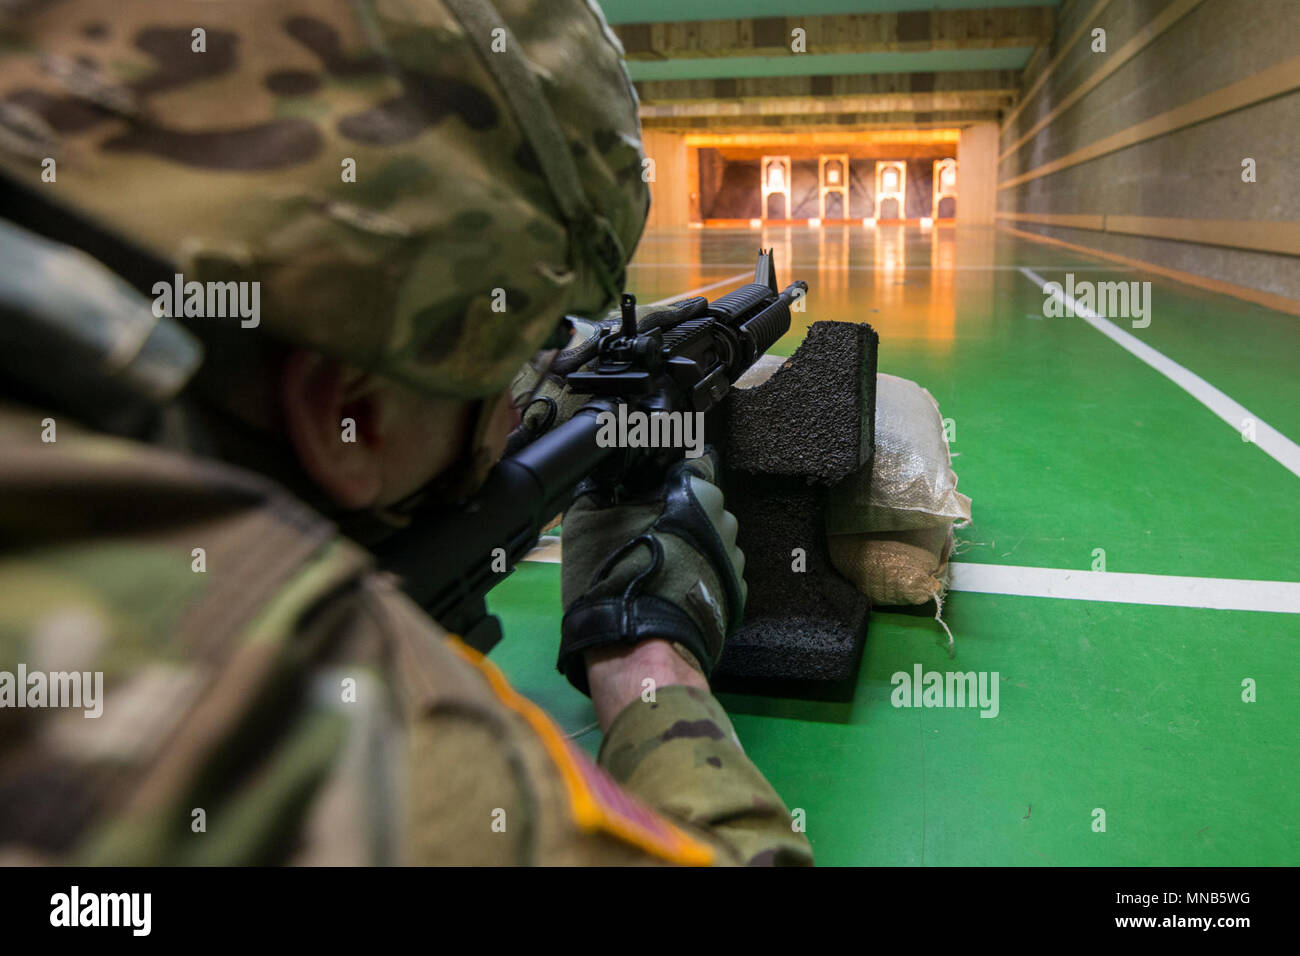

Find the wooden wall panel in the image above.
[
  {"left": 641, "top": 130, "right": 690, "bottom": 229},
  {"left": 957, "top": 122, "right": 998, "bottom": 224}
]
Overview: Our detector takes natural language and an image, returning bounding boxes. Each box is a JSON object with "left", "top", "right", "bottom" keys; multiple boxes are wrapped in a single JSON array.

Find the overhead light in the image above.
[
  {"left": 749, "top": 218, "right": 762, "bottom": 228},
  {"left": 920, "top": 216, "right": 933, "bottom": 228},
  {"left": 862, "top": 217, "right": 876, "bottom": 228},
  {"left": 808, "top": 217, "right": 821, "bottom": 228}
]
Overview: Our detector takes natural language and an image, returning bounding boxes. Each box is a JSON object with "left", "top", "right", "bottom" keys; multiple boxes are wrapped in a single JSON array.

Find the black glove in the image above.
[
  {"left": 510, "top": 301, "right": 711, "bottom": 438},
  {"left": 557, "top": 449, "right": 747, "bottom": 695}
]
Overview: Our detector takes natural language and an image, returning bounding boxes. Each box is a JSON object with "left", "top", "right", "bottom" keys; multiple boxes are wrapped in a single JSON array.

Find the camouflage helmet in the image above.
[{"left": 0, "top": 0, "right": 649, "bottom": 400}]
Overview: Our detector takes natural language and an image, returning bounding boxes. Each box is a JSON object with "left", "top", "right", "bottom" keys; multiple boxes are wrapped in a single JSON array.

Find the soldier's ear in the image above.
[{"left": 280, "top": 350, "right": 386, "bottom": 509}]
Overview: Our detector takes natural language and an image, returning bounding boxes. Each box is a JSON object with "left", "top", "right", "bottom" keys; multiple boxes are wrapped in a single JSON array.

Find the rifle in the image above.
[{"left": 376, "top": 250, "right": 807, "bottom": 653}]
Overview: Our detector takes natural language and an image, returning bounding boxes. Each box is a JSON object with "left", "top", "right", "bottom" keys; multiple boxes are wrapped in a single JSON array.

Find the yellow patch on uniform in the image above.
[{"left": 445, "top": 637, "right": 715, "bottom": 866}]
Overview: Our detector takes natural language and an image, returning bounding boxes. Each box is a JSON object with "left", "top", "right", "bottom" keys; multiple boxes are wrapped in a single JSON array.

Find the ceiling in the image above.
[
  {"left": 595, "top": 0, "right": 1059, "bottom": 133},
  {"left": 598, "top": 0, "right": 1056, "bottom": 23},
  {"left": 626, "top": 48, "right": 1034, "bottom": 82}
]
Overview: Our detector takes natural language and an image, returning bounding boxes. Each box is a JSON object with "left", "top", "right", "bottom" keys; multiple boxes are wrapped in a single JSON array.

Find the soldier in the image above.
[{"left": 0, "top": 0, "right": 813, "bottom": 865}]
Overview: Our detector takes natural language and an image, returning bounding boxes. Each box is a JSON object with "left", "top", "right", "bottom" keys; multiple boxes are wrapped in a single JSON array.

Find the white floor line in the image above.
[
  {"left": 949, "top": 562, "right": 1300, "bottom": 614},
  {"left": 1020, "top": 267, "right": 1300, "bottom": 479},
  {"left": 644, "top": 271, "right": 752, "bottom": 307},
  {"left": 523, "top": 541, "right": 1299, "bottom": 613}
]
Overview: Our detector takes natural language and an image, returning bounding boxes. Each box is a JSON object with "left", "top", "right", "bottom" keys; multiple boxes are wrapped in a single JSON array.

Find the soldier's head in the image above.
[{"left": 0, "top": 0, "right": 648, "bottom": 510}]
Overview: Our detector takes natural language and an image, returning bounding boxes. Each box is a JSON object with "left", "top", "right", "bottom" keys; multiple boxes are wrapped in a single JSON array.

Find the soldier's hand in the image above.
[
  {"left": 510, "top": 302, "right": 706, "bottom": 440},
  {"left": 509, "top": 345, "right": 592, "bottom": 438},
  {"left": 557, "top": 449, "right": 747, "bottom": 695}
]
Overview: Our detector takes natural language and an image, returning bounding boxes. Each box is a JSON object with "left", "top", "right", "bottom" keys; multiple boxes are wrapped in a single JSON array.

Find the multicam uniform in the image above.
[
  {"left": 0, "top": 0, "right": 813, "bottom": 866},
  {"left": 0, "top": 387, "right": 809, "bottom": 866}
]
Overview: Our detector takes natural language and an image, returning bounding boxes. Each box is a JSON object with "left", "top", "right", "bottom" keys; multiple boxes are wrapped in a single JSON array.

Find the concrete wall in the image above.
[{"left": 998, "top": 0, "right": 1300, "bottom": 306}]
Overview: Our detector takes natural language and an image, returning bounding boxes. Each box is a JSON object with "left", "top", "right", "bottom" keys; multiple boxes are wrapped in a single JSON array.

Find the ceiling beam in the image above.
[
  {"left": 639, "top": 90, "right": 1013, "bottom": 118},
  {"left": 614, "top": 7, "right": 1054, "bottom": 60},
  {"left": 641, "top": 110, "right": 1002, "bottom": 132},
  {"left": 634, "top": 69, "right": 1020, "bottom": 103},
  {"left": 684, "top": 130, "right": 961, "bottom": 149}
]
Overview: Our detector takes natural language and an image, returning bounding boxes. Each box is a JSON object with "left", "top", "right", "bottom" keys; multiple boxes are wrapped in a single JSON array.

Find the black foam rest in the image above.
[
  {"left": 715, "top": 320, "right": 879, "bottom": 690},
  {"left": 726, "top": 321, "right": 877, "bottom": 485}
]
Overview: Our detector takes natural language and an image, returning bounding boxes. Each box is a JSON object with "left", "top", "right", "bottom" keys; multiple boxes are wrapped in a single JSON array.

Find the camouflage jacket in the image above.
[
  {"left": 0, "top": 401, "right": 813, "bottom": 866},
  {"left": 0, "top": 0, "right": 811, "bottom": 866}
]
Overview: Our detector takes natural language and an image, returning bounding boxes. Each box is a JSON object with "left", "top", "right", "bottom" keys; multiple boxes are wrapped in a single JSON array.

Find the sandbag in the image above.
[
  {"left": 825, "top": 373, "right": 970, "bottom": 609},
  {"left": 733, "top": 351, "right": 788, "bottom": 389},
  {"left": 827, "top": 526, "right": 954, "bottom": 606},
  {"left": 825, "top": 373, "right": 970, "bottom": 534}
]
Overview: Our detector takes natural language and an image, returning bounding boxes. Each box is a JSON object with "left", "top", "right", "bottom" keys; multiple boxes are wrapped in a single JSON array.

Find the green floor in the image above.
[{"left": 487, "top": 224, "right": 1300, "bottom": 865}]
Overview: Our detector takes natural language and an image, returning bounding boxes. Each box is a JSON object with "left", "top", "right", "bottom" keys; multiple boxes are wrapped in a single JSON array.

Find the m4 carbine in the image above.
[{"left": 377, "top": 250, "right": 807, "bottom": 652}]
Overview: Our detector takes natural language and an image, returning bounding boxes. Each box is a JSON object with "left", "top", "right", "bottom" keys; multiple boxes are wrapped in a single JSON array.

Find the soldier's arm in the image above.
[{"left": 586, "top": 640, "right": 814, "bottom": 867}]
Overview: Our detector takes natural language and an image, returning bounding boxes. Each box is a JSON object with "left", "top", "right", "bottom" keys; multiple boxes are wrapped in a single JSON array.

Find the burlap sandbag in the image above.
[
  {"left": 826, "top": 373, "right": 971, "bottom": 534},
  {"left": 733, "top": 351, "right": 788, "bottom": 389},
  {"left": 827, "top": 525, "right": 954, "bottom": 606},
  {"left": 825, "top": 374, "right": 970, "bottom": 609}
]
